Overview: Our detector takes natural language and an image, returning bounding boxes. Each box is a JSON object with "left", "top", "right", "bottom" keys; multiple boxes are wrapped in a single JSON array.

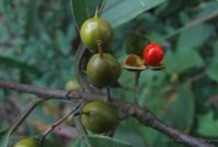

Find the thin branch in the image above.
[
  {"left": 0, "top": 80, "right": 107, "bottom": 101},
  {"left": 74, "top": 115, "right": 92, "bottom": 147},
  {"left": 9, "top": 99, "right": 44, "bottom": 134},
  {"left": 134, "top": 71, "right": 141, "bottom": 106},
  {"left": 40, "top": 101, "right": 83, "bottom": 146},
  {"left": 0, "top": 80, "right": 215, "bottom": 147},
  {"left": 164, "top": 10, "right": 218, "bottom": 39},
  {"left": 116, "top": 101, "right": 214, "bottom": 147},
  {"left": 0, "top": 80, "right": 67, "bottom": 99}
]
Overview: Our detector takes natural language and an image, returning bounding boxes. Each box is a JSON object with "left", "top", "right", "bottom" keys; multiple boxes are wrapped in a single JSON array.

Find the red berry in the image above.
[{"left": 143, "top": 42, "right": 164, "bottom": 66}]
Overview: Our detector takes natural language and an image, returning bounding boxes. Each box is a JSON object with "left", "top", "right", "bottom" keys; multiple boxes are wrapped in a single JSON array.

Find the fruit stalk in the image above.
[
  {"left": 97, "top": 40, "right": 104, "bottom": 57},
  {"left": 134, "top": 71, "right": 141, "bottom": 108}
]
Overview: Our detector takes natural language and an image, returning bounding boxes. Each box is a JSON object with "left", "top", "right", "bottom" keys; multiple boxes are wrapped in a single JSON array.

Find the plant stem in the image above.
[
  {"left": 74, "top": 43, "right": 93, "bottom": 92},
  {"left": 9, "top": 99, "right": 44, "bottom": 134},
  {"left": 106, "top": 87, "right": 111, "bottom": 101},
  {"left": 74, "top": 115, "right": 92, "bottom": 147},
  {"left": 94, "top": 5, "right": 100, "bottom": 18},
  {"left": 164, "top": 10, "right": 218, "bottom": 39},
  {"left": 134, "top": 71, "right": 141, "bottom": 110},
  {"left": 40, "top": 101, "right": 83, "bottom": 146},
  {"left": 97, "top": 40, "right": 104, "bottom": 57},
  {"left": 0, "top": 80, "right": 215, "bottom": 147}
]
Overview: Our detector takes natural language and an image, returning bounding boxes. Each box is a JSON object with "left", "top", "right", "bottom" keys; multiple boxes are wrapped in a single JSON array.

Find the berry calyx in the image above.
[{"left": 143, "top": 42, "right": 164, "bottom": 66}]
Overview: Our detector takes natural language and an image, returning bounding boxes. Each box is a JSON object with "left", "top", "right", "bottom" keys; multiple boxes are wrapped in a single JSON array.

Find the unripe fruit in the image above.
[
  {"left": 63, "top": 106, "right": 75, "bottom": 127},
  {"left": 143, "top": 42, "right": 164, "bottom": 66},
  {"left": 14, "top": 137, "right": 38, "bottom": 147},
  {"left": 80, "top": 17, "right": 113, "bottom": 52},
  {"left": 13, "top": 137, "right": 58, "bottom": 147},
  {"left": 81, "top": 100, "right": 119, "bottom": 133},
  {"left": 65, "top": 79, "right": 81, "bottom": 91},
  {"left": 86, "top": 53, "right": 121, "bottom": 88}
]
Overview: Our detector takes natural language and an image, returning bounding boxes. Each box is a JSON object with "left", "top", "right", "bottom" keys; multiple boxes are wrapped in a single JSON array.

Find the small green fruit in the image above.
[
  {"left": 81, "top": 100, "right": 119, "bottom": 133},
  {"left": 86, "top": 53, "right": 121, "bottom": 88},
  {"left": 13, "top": 137, "right": 58, "bottom": 147},
  {"left": 65, "top": 79, "right": 81, "bottom": 91},
  {"left": 63, "top": 106, "right": 75, "bottom": 127},
  {"left": 14, "top": 137, "right": 38, "bottom": 147},
  {"left": 80, "top": 17, "right": 113, "bottom": 52}
]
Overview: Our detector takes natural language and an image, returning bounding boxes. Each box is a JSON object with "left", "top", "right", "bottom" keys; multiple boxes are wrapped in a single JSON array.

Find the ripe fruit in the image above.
[
  {"left": 81, "top": 100, "right": 119, "bottom": 133},
  {"left": 86, "top": 53, "right": 121, "bottom": 88},
  {"left": 80, "top": 17, "right": 113, "bottom": 52},
  {"left": 143, "top": 42, "right": 164, "bottom": 66}
]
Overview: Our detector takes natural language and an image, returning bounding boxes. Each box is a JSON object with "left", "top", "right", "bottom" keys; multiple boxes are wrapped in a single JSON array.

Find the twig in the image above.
[
  {"left": 74, "top": 43, "right": 92, "bottom": 92},
  {"left": 134, "top": 71, "right": 141, "bottom": 107},
  {"left": 40, "top": 101, "right": 83, "bottom": 146},
  {"left": 0, "top": 80, "right": 107, "bottom": 101},
  {"left": 9, "top": 99, "right": 44, "bottom": 134},
  {"left": 164, "top": 10, "right": 218, "bottom": 39},
  {"left": 116, "top": 101, "right": 215, "bottom": 147},
  {"left": 0, "top": 80, "right": 215, "bottom": 147},
  {"left": 74, "top": 115, "right": 92, "bottom": 147},
  {"left": 106, "top": 87, "right": 111, "bottom": 101}
]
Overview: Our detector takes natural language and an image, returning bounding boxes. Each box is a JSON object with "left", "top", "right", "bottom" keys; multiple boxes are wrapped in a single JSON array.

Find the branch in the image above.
[
  {"left": 9, "top": 99, "right": 44, "bottom": 134},
  {"left": 0, "top": 80, "right": 214, "bottom": 147},
  {"left": 40, "top": 101, "right": 83, "bottom": 146},
  {"left": 164, "top": 9, "right": 218, "bottom": 39}
]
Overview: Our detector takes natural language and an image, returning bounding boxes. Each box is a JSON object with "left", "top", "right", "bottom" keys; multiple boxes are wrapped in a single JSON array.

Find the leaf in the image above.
[
  {"left": 163, "top": 84, "right": 195, "bottom": 132},
  {"left": 24, "top": 0, "right": 40, "bottom": 40},
  {"left": 208, "top": 41, "right": 218, "bottom": 81},
  {"left": 0, "top": 132, "right": 10, "bottom": 147},
  {"left": 0, "top": 55, "right": 41, "bottom": 75},
  {"left": 206, "top": 59, "right": 218, "bottom": 82},
  {"left": 71, "top": 135, "right": 132, "bottom": 147},
  {"left": 177, "top": 24, "right": 214, "bottom": 49},
  {"left": 165, "top": 48, "right": 204, "bottom": 73},
  {"left": 70, "top": 0, "right": 166, "bottom": 29},
  {"left": 102, "top": 0, "right": 166, "bottom": 28},
  {"left": 88, "top": 135, "right": 132, "bottom": 147},
  {"left": 197, "top": 111, "right": 218, "bottom": 137},
  {"left": 70, "top": 0, "right": 102, "bottom": 29},
  {"left": 114, "top": 119, "right": 146, "bottom": 147}
]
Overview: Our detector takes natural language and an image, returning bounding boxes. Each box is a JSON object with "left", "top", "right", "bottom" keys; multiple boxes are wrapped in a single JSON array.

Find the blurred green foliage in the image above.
[{"left": 0, "top": 0, "right": 218, "bottom": 147}]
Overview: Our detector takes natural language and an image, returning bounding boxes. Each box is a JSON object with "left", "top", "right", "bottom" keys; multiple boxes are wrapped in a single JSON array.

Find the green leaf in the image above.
[
  {"left": 209, "top": 41, "right": 218, "bottom": 80},
  {"left": 165, "top": 48, "right": 204, "bottom": 73},
  {"left": 0, "top": 132, "right": 10, "bottom": 147},
  {"left": 114, "top": 119, "right": 146, "bottom": 147},
  {"left": 197, "top": 111, "right": 218, "bottom": 137},
  {"left": 177, "top": 24, "right": 214, "bottom": 49},
  {"left": 24, "top": 0, "right": 40, "bottom": 40},
  {"left": 70, "top": 0, "right": 102, "bottom": 29},
  {"left": 0, "top": 55, "right": 41, "bottom": 75},
  {"left": 88, "top": 135, "right": 132, "bottom": 147},
  {"left": 102, "top": 0, "right": 166, "bottom": 28},
  {"left": 71, "top": 135, "right": 132, "bottom": 147},
  {"left": 207, "top": 59, "right": 218, "bottom": 82},
  {"left": 70, "top": 0, "right": 166, "bottom": 29},
  {"left": 163, "top": 84, "right": 195, "bottom": 132}
]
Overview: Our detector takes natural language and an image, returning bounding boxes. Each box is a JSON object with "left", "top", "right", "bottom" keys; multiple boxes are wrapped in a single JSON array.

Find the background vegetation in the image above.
[{"left": 0, "top": 0, "right": 218, "bottom": 146}]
